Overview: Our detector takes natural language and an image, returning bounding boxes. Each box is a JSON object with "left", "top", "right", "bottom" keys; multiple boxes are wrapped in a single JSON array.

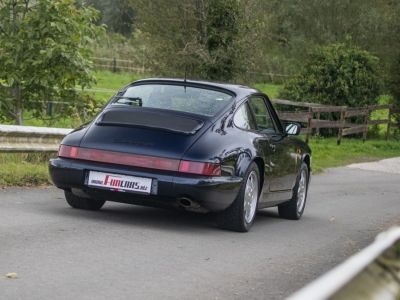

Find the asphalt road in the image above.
[{"left": 1, "top": 165, "right": 399, "bottom": 300}]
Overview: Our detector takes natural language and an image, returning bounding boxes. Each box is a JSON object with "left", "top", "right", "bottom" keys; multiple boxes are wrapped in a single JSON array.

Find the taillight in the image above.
[
  {"left": 58, "top": 145, "right": 79, "bottom": 158},
  {"left": 58, "top": 145, "right": 180, "bottom": 171},
  {"left": 179, "top": 160, "right": 221, "bottom": 176},
  {"left": 58, "top": 145, "right": 221, "bottom": 176}
]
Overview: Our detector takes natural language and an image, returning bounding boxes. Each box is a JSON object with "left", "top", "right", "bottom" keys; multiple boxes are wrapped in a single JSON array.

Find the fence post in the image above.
[
  {"left": 362, "top": 108, "right": 369, "bottom": 142},
  {"left": 305, "top": 107, "right": 312, "bottom": 144},
  {"left": 112, "top": 57, "right": 117, "bottom": 73},
  {"left": 337, "top": 108, "right": 346, "bottom": 145},
  {"left": 386, "top": 105, "right": 392, "bottom": 140},
  {"left": 315, "top": 112, "right": 320, "bottom": 136},
  {"left": 46, "top": 101, "right": 53, "bottom": 117}
]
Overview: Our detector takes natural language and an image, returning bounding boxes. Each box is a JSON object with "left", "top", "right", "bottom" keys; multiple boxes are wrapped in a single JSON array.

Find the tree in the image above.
[
  {"left": 79, "top": 0, "right": 135, "bottom": 36},
  {"left": 202, "top": 0, "right": 241, "bottom": 80},
  {"left": 279, "top": 43, "right": 382, "bottom": 107},
  {"left": 389, "top": 54, "right": 400, "bottom": 104},
  {"left": 0, "top": 0, "right": 104, "bottom": 125},
  {"left": 240, "top": 0, "right": 400, "bottom": 83},
  {"left": 388, "top": 53, "right": 400, "bottom": 126},
  {"left": 135, "top": 0, "right": 243, "bottom": 81}
]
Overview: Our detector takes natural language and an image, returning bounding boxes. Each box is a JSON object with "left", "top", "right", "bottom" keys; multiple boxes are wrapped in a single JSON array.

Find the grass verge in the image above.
[
  {"left": 0, "top": 138, "right": 399, "bottom": 187},
  {"left": 0, "top": 153, "right": 56, "bottom": 187},
  {"left": 253, "top": 83, "right": 282, "bottom": 98},
  {"left": 309, "top": 138, "right": 400, "bottom": 173}
]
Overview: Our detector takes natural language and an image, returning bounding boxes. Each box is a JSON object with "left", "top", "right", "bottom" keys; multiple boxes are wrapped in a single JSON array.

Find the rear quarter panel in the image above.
[{"left": 182, "top": 115, "right": 263, "bottom": 178}]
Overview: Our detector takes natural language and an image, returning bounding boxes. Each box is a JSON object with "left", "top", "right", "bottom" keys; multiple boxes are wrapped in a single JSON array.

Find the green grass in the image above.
[
  {"left": 94, "top": 70, "right": 141, "bottom": 90},
  {"left": 309, "top": 138, "right": 400, "bottom": 173},
  {"left": 253, "top": 83, "right": 282, "bottom": 98},
  {"left": 84, "top": 70, "right": 141, "bottom": 102},
  {"left": 0, "top": 153, "right": 55, "bottom": 187},
  {"left": 1, "top": 138, "right": 399, "bottom": 187},
  {"left": 369, "top": 95, "right": 392, "bottom": 136}
]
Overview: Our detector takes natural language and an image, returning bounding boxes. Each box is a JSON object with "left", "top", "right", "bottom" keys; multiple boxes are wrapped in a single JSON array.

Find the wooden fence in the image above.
[
  {"left": 92, "top": 57, "right": 146, "bottom": 74},
  {"left": 90, "top": 56, "right": 291, "bottom": 82},
  {"left": 272, "top": 99, "right": 400, "bottom": 144}
]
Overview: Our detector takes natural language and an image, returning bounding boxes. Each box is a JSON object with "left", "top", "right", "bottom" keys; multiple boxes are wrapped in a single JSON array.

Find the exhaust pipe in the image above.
[
  {"left": 177, "top": 197, "right": 208, "bottom": 213},
  {"left": 179, "top": 197, "right": 192, "bottom": 207}
]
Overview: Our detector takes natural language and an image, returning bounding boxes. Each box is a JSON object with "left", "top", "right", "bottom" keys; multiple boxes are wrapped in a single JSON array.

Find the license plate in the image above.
[{"left": 87, "top": 171, "right": 152, "bottom": 194}]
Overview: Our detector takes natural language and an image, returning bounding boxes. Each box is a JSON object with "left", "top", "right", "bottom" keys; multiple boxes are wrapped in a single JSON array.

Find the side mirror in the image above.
[{"left": 285, "top": 122, "right": 301, "bottom": 136}]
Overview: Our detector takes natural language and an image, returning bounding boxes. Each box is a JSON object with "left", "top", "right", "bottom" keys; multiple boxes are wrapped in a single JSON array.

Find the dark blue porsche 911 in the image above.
[{"left": 49, "top": 78, "right": 311, "bottom": 232}]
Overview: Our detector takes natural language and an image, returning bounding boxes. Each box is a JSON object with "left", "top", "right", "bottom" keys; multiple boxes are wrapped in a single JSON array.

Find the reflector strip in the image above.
[
  {"left": 58, "top": 145, "right": 221, "bottom": 176},
  {"left": 59, "top": 145, "right": 180, "bottom": 172}
]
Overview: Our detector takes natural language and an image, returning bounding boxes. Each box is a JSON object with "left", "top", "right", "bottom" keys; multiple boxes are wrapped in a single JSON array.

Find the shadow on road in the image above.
[{"left": 48, "top": 200, "right": 284, "bottom": 233}]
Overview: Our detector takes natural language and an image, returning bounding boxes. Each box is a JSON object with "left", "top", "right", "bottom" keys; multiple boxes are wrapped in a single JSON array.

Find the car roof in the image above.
[{"left": 128, "top": 78, "right": 261, "bottom": 100}]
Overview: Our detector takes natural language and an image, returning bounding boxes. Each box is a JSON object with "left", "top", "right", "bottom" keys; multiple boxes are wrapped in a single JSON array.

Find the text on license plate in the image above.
[{"left": 87, "top": 171, "right": 152, "bottom": 194}]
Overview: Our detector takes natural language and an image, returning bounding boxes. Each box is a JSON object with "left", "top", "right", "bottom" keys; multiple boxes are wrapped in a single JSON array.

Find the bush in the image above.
[
  {"left": 389, "top": 53, "right": 400, "bottom": 107},
  {"left": 384, "top": 53, "right": 400, "bottom": 134},
  {"left": 279, "top": 43, "right": 382, "bottom": 107}
]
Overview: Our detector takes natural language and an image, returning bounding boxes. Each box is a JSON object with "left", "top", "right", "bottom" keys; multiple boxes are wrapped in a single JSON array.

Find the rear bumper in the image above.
[{"left": 49, "top": 158, "right": 242, "bottom": 212}]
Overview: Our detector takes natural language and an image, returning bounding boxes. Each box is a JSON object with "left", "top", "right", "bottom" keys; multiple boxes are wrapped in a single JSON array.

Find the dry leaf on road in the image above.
[{"left": 5, "top": 272, "right": 18, "bottom": 279}]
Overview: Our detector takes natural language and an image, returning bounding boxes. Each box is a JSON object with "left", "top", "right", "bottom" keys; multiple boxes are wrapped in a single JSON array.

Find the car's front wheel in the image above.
[
  {"left": 278, "top": 162, "right": 309, "bottom": 220},
  {"left": 64, "top": 191, "right": 105, "bottom": 211},
  {"left": 216, "top": 162, "right": 260, "bottom": 232}
]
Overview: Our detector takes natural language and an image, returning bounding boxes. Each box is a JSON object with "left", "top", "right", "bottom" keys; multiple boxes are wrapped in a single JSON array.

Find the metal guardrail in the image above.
[
  {"left": 0, "top": 125, "right": 71, "bottom": 152},
  {"left": 289, "top": 226, "right": 400, "bottom": 300}
]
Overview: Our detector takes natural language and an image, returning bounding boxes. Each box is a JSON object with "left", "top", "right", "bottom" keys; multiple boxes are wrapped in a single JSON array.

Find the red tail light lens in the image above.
[
  {"left": 58, "top": 145, "right": 221, "bottom": 176},
  {"left": 58, "top": 145, "right": 180, "bottom": 171},
  {"left": 179, "top": 160, "right": 221, "bottom": 176},
  {"left": 58, "top": 145, "right": 79, "bottom": 158}
]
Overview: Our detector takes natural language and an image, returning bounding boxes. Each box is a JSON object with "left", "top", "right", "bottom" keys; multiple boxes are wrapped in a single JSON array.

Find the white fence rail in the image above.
[
  {"left": 289, "top": 226, "right": 400, "bottom": 300},
  {"left": 0, "top": 125, "right": 71, "bottom": 152}
]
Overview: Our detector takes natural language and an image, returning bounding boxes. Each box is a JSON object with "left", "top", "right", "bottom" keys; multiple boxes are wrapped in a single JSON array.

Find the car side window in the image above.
[
  {"left": 248, "top": 97, "right": 277, "bottom": 134},
  {"left": 233, "top": 102, "right": 256, "bottom": 130}
]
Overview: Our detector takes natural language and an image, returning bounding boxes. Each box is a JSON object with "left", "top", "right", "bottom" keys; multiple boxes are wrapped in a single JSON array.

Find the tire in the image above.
[
  {"left": 64, "top": 190, "right": 105, "bottom": 211},
  {"left": 216, "top": 162, "right": 260, "bottom": 232},
  {"left": 278, "top": 162, "right": 309, "bottom": 220}
]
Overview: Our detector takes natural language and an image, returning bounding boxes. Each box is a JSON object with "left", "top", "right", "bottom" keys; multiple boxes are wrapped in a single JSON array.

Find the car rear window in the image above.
[{"left": 112, "top": 84, "right": 233, "bottom": 117}]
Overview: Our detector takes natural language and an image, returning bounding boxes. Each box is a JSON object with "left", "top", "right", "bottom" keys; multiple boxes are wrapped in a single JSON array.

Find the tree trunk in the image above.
[
  {"left": 12, "top": 85, "right": 23, "bottom": 125},
  {"left": 11, "top": 2, "right": 23, "bottom": 125}
]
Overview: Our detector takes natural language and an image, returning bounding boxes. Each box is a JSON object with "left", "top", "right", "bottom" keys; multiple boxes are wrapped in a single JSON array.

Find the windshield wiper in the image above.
[{"left": 113, "top": 96, "right": 143, "bottom": 107}]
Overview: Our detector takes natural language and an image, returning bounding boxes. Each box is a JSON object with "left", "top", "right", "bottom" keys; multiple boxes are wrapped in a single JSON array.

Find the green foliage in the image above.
[
  {"left": 0, "top": 0, "right": 105, "bottom": 124},
  {"left": 245, "top": 0, "right": 400, "bottom": 84},
  {"left": 389, "top": 53, "right": 400, "bottom": 108},
  {"left": 280, "top": 43, "right": 382, "bottom": 107},
  {"left": 136, "top": 0, "right": 243, "bottom": 81},
  {"left": 203, "top": 0, "right": 241, "bottom": 81},
  {"left": 91, "top": 31, "right": 148, "bottom": 72},
  {"left": 78, "top": 0, "right": 135, "bottom": 36},
  {"left": 14, "top": 70, "right": 140, "bottom": 128},
  {"left": 84, "top": 0, "right": 400, "bottom": 87}
]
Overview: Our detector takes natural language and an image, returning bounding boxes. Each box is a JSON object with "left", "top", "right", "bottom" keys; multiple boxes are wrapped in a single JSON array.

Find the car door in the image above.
[{"left": 247, "top": 96, "right": 297, "bottom": 192}]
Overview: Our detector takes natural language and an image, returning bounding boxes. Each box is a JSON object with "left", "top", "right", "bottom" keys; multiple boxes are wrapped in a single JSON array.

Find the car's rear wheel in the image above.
[
  {"left": 64, "top": 191, "right": 105, "bottom": 211},
  {"left": 216, "top": 162, "right": 260, "bottom": 232},
  {"left": 278, "top": 162, "right": 309, "bottom": 220}
]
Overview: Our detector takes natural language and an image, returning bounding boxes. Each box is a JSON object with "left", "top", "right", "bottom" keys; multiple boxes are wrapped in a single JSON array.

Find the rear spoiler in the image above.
[{"left": 96, "top": 108, "right": 204, "bottom": 135}]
